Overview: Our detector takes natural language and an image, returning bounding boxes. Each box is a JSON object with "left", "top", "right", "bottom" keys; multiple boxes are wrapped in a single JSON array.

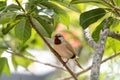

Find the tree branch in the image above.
[
  {"left": 108, "top": 30, "right": 120, "bottom": 41},
  {"left": 15, "top": 0, "right": 77, "bottom": 79},
  {"left": 6, "top": 50, "right": 66, "bottom": 71},
  {"left": 84, "top": 28, "right": 96, "bottom": 49},
  {"left": 101, "top": 0, "right": 120, "bottom": 11},
  {"left": 90, "top": 18, "right": 109, "bottom": 80},
  {"left": 15, "top": 0, "right": 26, "bottom": 13},
  {"left": 62, "top": 51, "right": 120, "bottom": 80},
  {"left": 110, "top": 0, "right": 120, "bottom": 16}
]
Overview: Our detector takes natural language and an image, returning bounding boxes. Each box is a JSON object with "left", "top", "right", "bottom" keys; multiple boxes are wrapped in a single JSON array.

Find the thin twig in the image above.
[
  {"left": 101, "top": 0, "right": 120, "bottom": 11},
  {"left": 63, "top": 51, "right": 120, "bottom": 80},
  {"left": 84, "top": 28, "right": 96, "bottom": 49},
  {"left": 6, "top": 50, "right": 66, "bottom": 71},
  {"left": 15, "top": 0, "right": 26, "bottom": 13},
  {"left": 108, "top": 30, "right": 120, "bottom": 41},
  {"left": 110, "top": 0, "right": 120, "bottom": 16}
]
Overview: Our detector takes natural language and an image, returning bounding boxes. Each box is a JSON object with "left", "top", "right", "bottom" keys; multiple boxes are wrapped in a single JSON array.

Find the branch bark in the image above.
[
  {"left": 84, "top": 28, "right": 96, "bottom": 49},
  {"left": 90, "top": 18, "right": 109, "bottom": 80}
]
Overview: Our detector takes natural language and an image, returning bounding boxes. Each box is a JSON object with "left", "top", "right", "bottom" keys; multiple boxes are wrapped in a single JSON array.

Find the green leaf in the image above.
[
  {"left": 3, "top": 58, "right": 10, "bottom": 76},
  {"left": 114, "top": 0, "right": 120, "bottom": 7},
  {"left": 0, "top": 42, "right": 8, "bottom": 56},
  {"left": 2, "top": 20, "right": 20, "bottom": 35},
  {"left": 35, "top": 16, "right": 54, "bottom": 37},
  {"left": 70, "top": 0, "right": 102, "bottom": 4},
  {"left": 0, "top": 57, "right": 10, "bottom": 76},
  {"left": 0, "top": 1, "right": 6, "bottom": 11},
  {"left": 0, "top": 57, "right": 5, "bottom": 76},
  {"left": 80, "top": 8, "right": 106, "bottom": 29},
  {"left": 15, "top": 19, "right": 32, "bottom": 43},
  {"left": 52, "top": 0, "right": 81, "bottom": 13},
  {"left": 107, "top": 38, "right": 120, "bottom": 53},
  {"left": 92, "top": 17, "right": 114, "bottom": 42},
  {"left": 4, "top": 4, "right": 21, "bottom": 11},
  {"left": 31, "top": 17, "right": 50, "bottom": 37},
  {"left": 25, "top": 1, "right": 38, "bottom": 13},
  {"left": 12, "top": 55, "right": 32, "bottom": 68},
  {"left": 0, "top": 12, "right": 16, "bottom": 24},
  {"left": 11, "top": 55, "right": 17, "bottom": 69},
  {"left": 0, "top": 42, "right": 8, "bottom": 49},
  {"left": 40, "top": 2, "right": 70, "bottom": 26},
  {"left": 2, "top": 14, "right": 26, "bottom": 35}
]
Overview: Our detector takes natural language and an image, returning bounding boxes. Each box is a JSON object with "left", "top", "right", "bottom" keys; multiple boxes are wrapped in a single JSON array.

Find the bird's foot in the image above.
[{"left": 63, "top": 59, "right": 69, "bottom": 66}]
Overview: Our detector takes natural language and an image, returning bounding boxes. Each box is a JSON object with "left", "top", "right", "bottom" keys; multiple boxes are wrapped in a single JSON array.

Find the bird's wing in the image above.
[{"left": 64, "top": 40, "right": 79, "bottom": 57}]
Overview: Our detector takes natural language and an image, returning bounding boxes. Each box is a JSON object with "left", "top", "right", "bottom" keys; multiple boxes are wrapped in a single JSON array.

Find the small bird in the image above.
[{"left": 53, "top": 33, "right": 83, "bottom": 69}]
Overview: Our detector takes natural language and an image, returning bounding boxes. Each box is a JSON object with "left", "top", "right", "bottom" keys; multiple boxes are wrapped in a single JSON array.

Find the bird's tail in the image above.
[{"left": 75, "top": 59, "right": 84, "bottom": 70}]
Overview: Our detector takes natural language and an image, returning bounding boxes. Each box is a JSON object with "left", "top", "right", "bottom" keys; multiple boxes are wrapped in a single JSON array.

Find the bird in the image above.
[{"left": 53, "top": 33, "right": 83, "bottom": 69}]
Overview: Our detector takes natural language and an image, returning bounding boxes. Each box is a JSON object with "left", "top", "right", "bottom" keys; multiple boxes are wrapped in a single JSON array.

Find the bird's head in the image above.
[{"left": 54, "top": 33, "right": 64, "bottom": 44}]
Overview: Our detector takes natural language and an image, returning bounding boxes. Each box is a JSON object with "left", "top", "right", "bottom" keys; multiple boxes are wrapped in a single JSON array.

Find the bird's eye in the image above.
[
  {"left": 55, "top": 34, "right": 63, "bottom": 38},
  {"left": 58, "top": 35, "right": 62, "bottom": 37}
]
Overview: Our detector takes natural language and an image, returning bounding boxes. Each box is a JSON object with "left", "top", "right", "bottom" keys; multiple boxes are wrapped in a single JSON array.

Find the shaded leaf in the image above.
[
  {"left": 35, "top": 16, "right": 54, "bottom": 37},
  {"left": 0, "top": 42, "right": 8, "bottom": 56},
  {"left": 4, "top": 4, "right": 21, "bottom": 11},
  {"left": 3, "top": 58, "right": 10, "bottom": 76},
  {"left": 2, "top": 14, "right": 26, "bottom": 35},
  {"left": 15, "top": 19, "right": 32, "bottom": 43},
  {"left": 0, "top": 12, "right": 16, "bottom": 24},
  {"left": 0, "top": 57, "right": 5, "bottom": 76},
  {"left": 80, "top": 8, "right": 106, "bottom": 29},
  {"left": 40, "top": 2, "right": 70, "bottom": 26},
  {"left": 11, "top": 55, "right": 17, "bottom": 69},
  {"left": 0, "top": 57, "right": 10, "bottom": 76},
  {"left": 0, "top": 42, "right": 8, "bottom": 49},
  {"left": 70, "top": 0, "right": 102, "bottom": 4},
  {"left": 31, "top": 17, "right": 50, "bottom": 37},
  {"left": 12, "top": 55, "right": 32, "bottom": 68},
  {"left": 0, "top": 1, "right": 6, "bottom": 11},
  {"left": 2, "top": 20, "right": 20, "bottom": 35},
  {"left": 92, "top": 17, "right": 114, "bottom": 42},
  {"left": 52, "top": 0, "right": 81, "bottom": 13},
  {"left": 25, "top": 1, "right": 38, "bottom": 13}
]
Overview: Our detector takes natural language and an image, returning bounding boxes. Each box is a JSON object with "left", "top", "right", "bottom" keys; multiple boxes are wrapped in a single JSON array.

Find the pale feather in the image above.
[{"left": 53, "top": 40, "right": 78, "bottom": 59}]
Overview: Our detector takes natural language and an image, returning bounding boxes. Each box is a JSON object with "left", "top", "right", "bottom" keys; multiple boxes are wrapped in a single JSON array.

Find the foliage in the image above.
[{"left": 0, "top": 0, "right": 120, "bottom": 79}]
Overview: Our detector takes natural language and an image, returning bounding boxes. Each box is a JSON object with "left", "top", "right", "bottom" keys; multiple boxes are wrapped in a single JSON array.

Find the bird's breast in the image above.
[{"left": 53, "top": 43, "right": 74, "bottom": 59}]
